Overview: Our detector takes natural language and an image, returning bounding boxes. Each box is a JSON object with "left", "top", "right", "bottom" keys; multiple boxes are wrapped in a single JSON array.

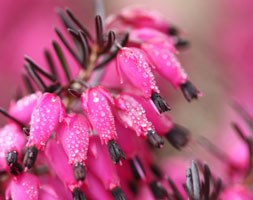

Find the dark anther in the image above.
[
  {"left": 210, "top": 178, "right": 222, "bottom": 200},
  {"left": 22, "top": 74, "right": 35, "bottom": 94},
  {"left": 167, "top": 176, "right": 184, "bottom": 200},
  {"left": 78, "top": 30, "right": 90, "bottom": 68},
  {"left": 55, "top": 27, "right": 82, "bottom": 65},
  {"left": 22, "top": 127, "right": 30, "bottom": 136},
  {"left": 203, "top": 164, "right": 211, "bottom": 200},
  {"left": 174, "top": 38, "right": 190, "bottom": 49},
  {"left": 111, "top": 187, "right": 127, "bottom": 200},
  {"left": 44, "top": 50, "right": 58, "bottom": 80},
  {"left": 151, "top": 92, "right": 171, "bottom": 113},
  {"left": 25, "top": 56, "right": 57, "bottom": 82},
  {"left": 72, "top": 187, "right": 86, "bottom": 200},
  {"left": 150, "top": 164, "right": 163, "bottom": 179},
  {"left": 127, "top": 181, "right": 138, "bottom": 195},
  {"left": 165, "top": 124, "right": 190, "bottom": 150},
  {"left": 0, "top": 107, "right": 26, "bottom": 128},
  {"left": 149, "top": 181, "right": 169, "bottom": 199},
  {"left": 68, "top": 88, "right": 82, "bottom": 98},
  {"left": 168, "top": 26, "right": 179, "bottom": 36},
  {"left": 180, "top": 81, "right": 200, "bottom": 102},
  {"left": 129, "top": 156, "right": 146, "bottom": 180},
  {"left": 185, "top": 168, "right": 193, "bottom": 198},
  {"left": 147, "top": 130, "right": 164, "bottom": 148},
  {"left": 95, "top": 15, "right": 104, "bottom": 47},
  {"left": 25, "top": 64, "right": 47, "bottom": 91},
  {"left": 6, "top": 151, "right": 18, "bottom": 167},
  {"left": 66, "top": 8, "right": 93, "bottom": 41},
  {"left": 191, "top": 161, "right": 201, "bottom": 200},
  {"left": 231, "top": 122, "right": 248, "bottom": 143},
  {"left": 107, "top": 140, "right": 126, "bottom": 164},
  {"left": 52, "top": 40, "right": 72, "bottom": 82},
  {"left": 9, "top": 163, "right": 23, "bottom": 175},
  {"left": 100, "top": 31, "right": 116, "bottom": 54},
  {"left": 23, "top": 146, "right": 38, "bottom": 169},
  {"left": 73, "top": 163, "right": 86, "bottom": 181}
]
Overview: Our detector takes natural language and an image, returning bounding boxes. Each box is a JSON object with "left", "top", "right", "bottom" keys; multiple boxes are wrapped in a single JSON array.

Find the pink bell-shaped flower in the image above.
[
  {"left": 117, "top": 47, "right": 170, "bottom": 113},
  {"left": 0, "top": 123, "right": 26, "bottom": 174},
  {"left": 58, "top": 113, "right": 90, "bottom": 182},
  {"left": 24, "top": 92, "right": 65, "bottom": 169},
  {"left": 5, "top": 173, "right": 40, "bottom": 200},
  {"left": 8, "top": 92, "right": 42, "bottom": 125},
  {"left": 115, "top": 93, "right": 164, "bottom": 148},
  {"left": 81, "top": 86, "right": 125, "bottom": 164},
  {"left": 87, "top": 136, "right": 127, "bottom": 199}
]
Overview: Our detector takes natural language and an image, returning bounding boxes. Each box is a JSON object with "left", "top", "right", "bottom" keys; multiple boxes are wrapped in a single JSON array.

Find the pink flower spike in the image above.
[
  {"left": 8, "top": 92, "right": 42, "bottom": 125},
  {"left": 81, "top": 86, "right": 125, "bottom": 164},
  {"left": 115, "top": 93, "right": 164, "bottom": 148},
  {"left": 0, "top": 123, "right": 25, "bottom": 174},
  {"left": 24, "top": 92, "right": 66, "bottom": 169},
  {"left": 142, "top": 42, "right": 201, "bottom": 101},
  {"left": 5, "top": 173, "right": 40, "bottom": 200},
  {"left": 58, "top": 114, "right": 90, "bottom": 182}
]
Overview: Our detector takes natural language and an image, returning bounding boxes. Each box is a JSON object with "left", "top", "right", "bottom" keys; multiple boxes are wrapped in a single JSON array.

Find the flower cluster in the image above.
[{"left": 0, "top": 5, "right": 225, "bottom": 200}]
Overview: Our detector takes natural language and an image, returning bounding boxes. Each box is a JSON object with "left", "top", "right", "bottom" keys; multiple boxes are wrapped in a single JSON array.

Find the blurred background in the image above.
[{"left": 0, "top": 0, "right": 252, "bottom": 165}]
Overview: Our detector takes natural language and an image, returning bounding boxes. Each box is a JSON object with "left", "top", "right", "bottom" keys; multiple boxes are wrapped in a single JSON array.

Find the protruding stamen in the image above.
[
  {"left": 55, "top": 27, "right": 82, "bottom": 65},
  {"left": 129, "top": 156, "right": 146, "bottom": 180},
  {"left": 174, "top": 37, "right": 190, "bottom": 49},
  {"left": 180, "top": 81, "right": 200, "bottom": 102},
  {"left": 66, "top": 8, "right": 93, "bottom": 41},
  {"left": 9, "top": 163, "right": 23, "bottom": 175},
  {"left": 23, "top": 146, "right": 38, "bottom": 169},
  {"left": 22, "top": 74, "right": 35, "bottom": 94},
  {"left": 203, "top": 164, "right": 211, "bottom": 199},
  {"left": 44, "top": 49, "right": 58, "bottom": 80},
  {"left": 167, "top": 177, "right": 184, "bottom": 200},
  {"left": 168, "top": 26, "right": 179, "bottom": 36},
  {"left": 165, "top": 124, "right": 190, "bottom": 150},
  {"left": 52, "top": 40, "right": 72, "bottom": 82},
  {"left": 149, "top": 181, "right": 169, "bottom": 199},
  {"left": 25, "top": 56, "right": 57, "bottom": 82},
  {"left": 72, "top": 188, "right": 86, "bottom": 200},
  {"left": 107, "top": 140, "right": 126, "bottom": 164},
  {"left": 151, "top": 92, "right": 171, "bottom": 113},
  {"left": 73, "top": 163, "right": 86, "bottom": 181},
  {"left": 0, "top": 107, "right": 26, "bottom": 128},
  {"left": 95, "top": 15, "right": 104, "bottom": 47},
  {"left": 150, "top": 164, "right": 163, "bottom": 179},
  {"left": 111, "top": 187, "right": 127, "bottom": 200},
  {"left": 6, "top": 151, "right": 18, "bottom": 167},
  {"left": 147, "top": 130, "right": 164, "bottom": 148}
]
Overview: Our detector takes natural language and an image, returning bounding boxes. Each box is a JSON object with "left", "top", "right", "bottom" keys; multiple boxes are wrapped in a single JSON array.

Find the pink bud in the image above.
[
  {"left": 45, "top": 140, "right": 78, "bottom": 191},
  {"left": 115, "top": 93, "right": 155, "bottom": 138},
  {"left": 58, "top": 114, "right": 90, "bottom": 165},
  {"left": 81, "top": 86, "right": 117, "bottom": 144},
  {"left": 116, "top": 47, "right": 159, "bottom": 98},
  {"left": 5, "top": 173, "right": 40, "bottom": 200},
  {"left": 142, "top": 41, "right": 188, "bottom": 88},
  {"left": 27, "top": 93, "right": 65, "bottom": 150},
  {"left": 130, "top": 28, "right": 176, "bottom": 53},
  {"left": 0, "top": 124, "right": 25, "bottom": 170},
  {"left": 87, "top": 136, "right": 120, "bottom": 190},
  {"left": 8, "top": 92, "right": 42, "bottom": 125},
  {"left": 106, "top": 7, "right": 169, "bottom": 33}
]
